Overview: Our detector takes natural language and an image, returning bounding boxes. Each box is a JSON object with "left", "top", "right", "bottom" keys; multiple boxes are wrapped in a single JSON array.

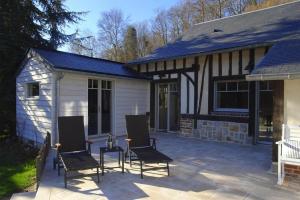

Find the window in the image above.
[
  {"left": 27, "top": 82, "right": 39, "bottom": 98},
  {"left": 214, "top": 80, "right": 249, "bottom": 112},
  {"left": 101, "top": 80, "right": 112, "bottom": 90}
]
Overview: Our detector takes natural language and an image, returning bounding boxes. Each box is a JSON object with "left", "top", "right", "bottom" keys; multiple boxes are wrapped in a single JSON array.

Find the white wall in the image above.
[
  {"left": 284, "top": 79, "right": 300, "bottom": 126},
  {"left": 114, "top": 78, "right": 149, "bottom": 136},
  {"left": 58, "top": 72, "right": 150, "bottom": 138},
  {"left": 16, "top": 55, "right": 53, "bottom": 144}
]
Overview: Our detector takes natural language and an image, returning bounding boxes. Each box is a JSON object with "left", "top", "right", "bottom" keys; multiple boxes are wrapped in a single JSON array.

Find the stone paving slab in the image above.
[{"left": 34, "top": 133, "right": 300, "bottom": 200}]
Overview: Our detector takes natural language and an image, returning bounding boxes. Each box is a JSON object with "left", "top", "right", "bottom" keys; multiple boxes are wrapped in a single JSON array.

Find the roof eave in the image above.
[
  {"left": 53, "top": 67, "right": 151, "bottom": 80},
  {"left": 246, "top": 72, "right": 300, "bottom": 81},
  {"left": 127, "top": 42, "right": 274, "bottom": 66}
]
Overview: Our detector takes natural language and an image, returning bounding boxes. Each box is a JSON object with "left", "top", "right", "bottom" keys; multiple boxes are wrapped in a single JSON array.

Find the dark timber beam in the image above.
[
  {"left": 194, "top": 56, "right": 199, "bottom": 129},
  {"left": 197, "top": 56, "right": 209, "bottom": 114},
  {"left": 208, "top": 55, "right": 213, "bottom": 114}
]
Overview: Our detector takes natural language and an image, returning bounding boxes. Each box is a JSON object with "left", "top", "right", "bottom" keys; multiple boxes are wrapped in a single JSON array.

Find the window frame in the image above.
[
  {"left": 26, "top": 82, "right": 40, "bottom": 99},
  {"left": 214, "top": 80, "right": 249, "bottom": 113}
]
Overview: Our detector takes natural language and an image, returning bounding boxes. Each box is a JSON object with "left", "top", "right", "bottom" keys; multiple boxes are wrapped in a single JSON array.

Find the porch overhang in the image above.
[{"left": 246, "top": 39, "right": 300, "bottom": 81}]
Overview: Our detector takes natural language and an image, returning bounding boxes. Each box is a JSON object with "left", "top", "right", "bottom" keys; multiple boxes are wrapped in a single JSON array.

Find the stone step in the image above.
[{"left": 10, "top": 192, "right": 36, "bottom": 200}]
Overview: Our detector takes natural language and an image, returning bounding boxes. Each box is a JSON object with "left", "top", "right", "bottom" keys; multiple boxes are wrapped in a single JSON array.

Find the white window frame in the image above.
[
  {"left": 26, "top": 82, "right": 40, "bottom": 99},
  {"left": 214, "top": 80, "right": 249, "bottom": 113}
]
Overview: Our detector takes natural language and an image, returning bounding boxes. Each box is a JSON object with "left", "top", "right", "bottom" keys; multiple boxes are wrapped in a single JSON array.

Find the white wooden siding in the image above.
[
  {"left": 58, "top": 72, "right": 149, "bottom": 137},
  {"left": 16, "top": 56, "right": 53, "bottom": 144},
  {"left": 115, "top": 79, "right": 149, "bottom": 136}
]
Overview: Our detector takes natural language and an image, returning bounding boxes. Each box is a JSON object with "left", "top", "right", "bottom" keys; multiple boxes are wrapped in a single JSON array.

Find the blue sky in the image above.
[{"left": 61, "top": 0, "right": 180, "bottom": 50}]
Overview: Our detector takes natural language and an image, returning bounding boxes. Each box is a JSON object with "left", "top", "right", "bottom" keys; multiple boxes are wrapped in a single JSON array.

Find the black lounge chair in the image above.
[
  {"left": 54, "top": 116, "right": 100, "bottom": 188},
  {"left": 125, "top": 115, "right": 173, "bottom": 178}
]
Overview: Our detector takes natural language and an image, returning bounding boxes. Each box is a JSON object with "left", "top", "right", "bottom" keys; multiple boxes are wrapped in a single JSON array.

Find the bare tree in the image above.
[
  {"left": 97, "top": 9, "right": 128, "bottom": 61},
  {"left": 69, "top": 29, "right": 101, "bottom": 57},
  {"left": 135, "top": 22, "right": 153, "bottom": 57},
  {"left": 245, "top": 0, "right": 292, "bottom": 12},
  {"left": 151, "top": 9, "right": 169, "bottom": 47}
]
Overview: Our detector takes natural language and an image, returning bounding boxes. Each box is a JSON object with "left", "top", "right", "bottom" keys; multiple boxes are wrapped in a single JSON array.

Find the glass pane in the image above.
[
  {"left": 28, "top": 83, "right": 39, "bottom": 97},
  {"left": 238, "top": 82, "right": 248, "bottom": 91},
  {"left": 101, "top": 90, "right": 111, "bottom": 133},
  {"left": 93, "top": 80, "right": 98, "bottom": 88},
  {"left": 88, "top": 79, "right": 93, "bottom": 88},
  {"left": 217, "top": 82, "right": 226, "bottom": 91},
  {"left": 102, "top": 80, "right": 106, "bottom": 89},
  {"left": 107, "top": 81, "right": 112, "bottom": 89},
  {"left": 260, "top": 81, "right": 268, "bottom": 90},
  {"left": 88, "top": 89, "right": 98, "bottom": 135},
  {"left": 217, "top": 91, "right": 248, "bottom": 109},
  {"left": 169, "top": 91, "right": 179, "bottom": 131},
  {"left": 227, "top": 82, "right": 237, "bottom": 91},
  {"left": 159, "top": 84, "right": 168, "bottom": 130}
]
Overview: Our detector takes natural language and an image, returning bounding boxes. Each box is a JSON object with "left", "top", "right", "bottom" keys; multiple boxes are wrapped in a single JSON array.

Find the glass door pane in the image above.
[
  {"left": 88, "top": 79, "right": 98, "bottom": 136},
  {"left": 169, "top": 83, "right": 179, "bottom": 131},
  {"left": 101, "top": 80, "right": 112, "bottom": 134},
  {"left": 159, "top": 84, "right": 168, "bottom": 130},
  {"left": 259, "top": 81, "right": 273, "bottom": 143}
]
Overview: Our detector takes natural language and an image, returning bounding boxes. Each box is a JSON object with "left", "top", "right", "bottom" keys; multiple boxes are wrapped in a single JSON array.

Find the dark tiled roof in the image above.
[
  {"left": 247, "top": 39, "right": 300, "bottom": 79},
  {"left": 129, "top": 1, "right": 300, "bottom": 64},
  {"left": 33, "top": 48, "right": 148, "bottom": 79}
]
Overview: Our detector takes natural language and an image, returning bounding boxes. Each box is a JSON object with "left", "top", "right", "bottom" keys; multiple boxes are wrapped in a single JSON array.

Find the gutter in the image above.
[
  {"left": 51, "top": 72, "right": 64, "bottom": 145},
  {"left": 246, "top": 72, "right": 300, "bottom": 81}
]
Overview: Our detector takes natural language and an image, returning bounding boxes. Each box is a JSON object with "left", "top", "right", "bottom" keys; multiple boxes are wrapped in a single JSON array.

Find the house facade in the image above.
[
  {"left": 127, "top": 1, "right": 300, "bottom": 145},
  {"left": 16, "top": 49, "right": 149, "bottom": 145},
  {"left": 16, "top": 1, "right": 300, "bottom": 149}
]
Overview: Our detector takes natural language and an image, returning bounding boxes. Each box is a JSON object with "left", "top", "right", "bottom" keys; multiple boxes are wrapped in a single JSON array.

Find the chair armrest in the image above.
[
  {"left": 86, "top": 140, "right": 93, "bottom": 144},
  {"left": 149, "top": 138, "right": 157, "bottom": 149},
  {"left": 276, "top": 140, "right": 282, "bottom": 145},
  {"left": 55, "top": 143, "right": 61, "bottom": 149},
  {"left": 125, "top": 138, "right": 132, "bottom": 143}
]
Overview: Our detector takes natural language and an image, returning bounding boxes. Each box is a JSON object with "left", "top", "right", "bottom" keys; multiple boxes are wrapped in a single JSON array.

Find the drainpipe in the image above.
[{"left": 51, "top": 72, "right": 64, "bottom": 145}]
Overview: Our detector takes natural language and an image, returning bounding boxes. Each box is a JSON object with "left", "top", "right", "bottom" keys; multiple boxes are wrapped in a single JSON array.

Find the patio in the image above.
[{"left": 33, "top": 133, "right": 300, "bottom": 200}]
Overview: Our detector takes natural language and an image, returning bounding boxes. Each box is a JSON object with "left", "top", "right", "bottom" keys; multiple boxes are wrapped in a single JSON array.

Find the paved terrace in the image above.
[{"left": 31, "top": 133, "right": 300, "bottom": 200}]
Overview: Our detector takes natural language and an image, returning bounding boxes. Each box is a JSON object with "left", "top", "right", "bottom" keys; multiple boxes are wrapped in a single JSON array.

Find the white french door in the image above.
[{"left": 88, "top": 79, "right": 112, "bottom": 136}]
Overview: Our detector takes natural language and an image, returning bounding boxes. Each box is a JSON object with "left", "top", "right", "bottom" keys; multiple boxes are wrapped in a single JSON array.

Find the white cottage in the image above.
[{"left": 16, "top": 48, "right": 150, "bottom": 145}]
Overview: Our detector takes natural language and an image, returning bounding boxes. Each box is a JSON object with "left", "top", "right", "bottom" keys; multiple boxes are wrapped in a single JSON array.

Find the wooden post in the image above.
[{"left": 272, "top": 80, "right": 284, "bottom": 162}]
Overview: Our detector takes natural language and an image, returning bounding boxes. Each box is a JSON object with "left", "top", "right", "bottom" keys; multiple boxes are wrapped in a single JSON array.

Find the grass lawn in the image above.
[{"left": 0, "top": 137, "right": 38, "bottom": 199}]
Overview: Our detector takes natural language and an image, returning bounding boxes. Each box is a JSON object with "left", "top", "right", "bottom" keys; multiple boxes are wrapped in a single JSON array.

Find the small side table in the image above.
[{"left": 99, "top": 146, "right": 124, "bottom": 176}]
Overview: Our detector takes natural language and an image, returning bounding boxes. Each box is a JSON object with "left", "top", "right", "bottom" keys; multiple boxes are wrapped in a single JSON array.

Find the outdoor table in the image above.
[{"left": 99, "top": 146, "right": 124, "bottom": 176}]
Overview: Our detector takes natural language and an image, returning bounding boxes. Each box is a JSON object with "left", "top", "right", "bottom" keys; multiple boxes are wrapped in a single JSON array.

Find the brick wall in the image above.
[{"left": 285, "top": 164, "right": 300, "bottom": 178}]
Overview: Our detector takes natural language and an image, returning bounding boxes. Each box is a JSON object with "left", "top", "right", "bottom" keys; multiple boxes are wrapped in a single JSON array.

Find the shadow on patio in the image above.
[{"left": 34, "top": 133, "right": 300, "bottom": 200}]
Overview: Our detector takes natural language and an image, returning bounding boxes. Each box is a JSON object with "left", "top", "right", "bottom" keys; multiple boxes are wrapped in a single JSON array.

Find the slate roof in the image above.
[
  {"left": 33, "top": 48, "right": 148, "bottom": 79},
  {"left": 129, "top": 1, "right": 300, "bottom": 64},
  {"left": 246, "top": 39, "right": 300, "bottom": 80}
]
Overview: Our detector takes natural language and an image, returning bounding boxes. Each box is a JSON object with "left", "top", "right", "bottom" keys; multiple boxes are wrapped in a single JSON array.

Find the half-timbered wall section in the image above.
[{"left": 129, "top": 46, "right": 268, "bottom": 144}]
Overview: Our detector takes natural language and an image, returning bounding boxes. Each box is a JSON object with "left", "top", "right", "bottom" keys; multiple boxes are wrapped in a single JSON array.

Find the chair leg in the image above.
[
  {"left": 140, "top": 160, "right": 143, "bottom": 179},
  {"left": 64, "top": 170, "right": 67, "bottom": 188},
  {"left": 282, "top": 162, "right": 285, "bottom": 184},
  {"left": 53, "top": 158, "right": 56, "bottom": 170},
  {"left": 167, "top": 162, "right": 170, "bottom": 176},
  {"left": 278, "top": 160, "right": 282, "bottom": 185},
  {"left": 129, "top": 151, "right": 132, "bottom": 167},
  {"left": 97, "top": 167, "right": 100, "bottom": 183},
  {"left": 58, "top": 163, "right": 60, "bottom": 176}
]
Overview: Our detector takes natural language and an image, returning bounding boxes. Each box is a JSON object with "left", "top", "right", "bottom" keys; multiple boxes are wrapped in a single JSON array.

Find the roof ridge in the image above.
[
  {"left": 32, "top": 48, "right": 124, "bottom": 65},
  {"left": 193, "top": 0, "right": 300, "bottom": 27}
]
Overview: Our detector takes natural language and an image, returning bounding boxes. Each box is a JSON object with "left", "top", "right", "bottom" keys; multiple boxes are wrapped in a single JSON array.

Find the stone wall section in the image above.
[{"left": 179, "top": 117, "right": 252, "bottom": 144}]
